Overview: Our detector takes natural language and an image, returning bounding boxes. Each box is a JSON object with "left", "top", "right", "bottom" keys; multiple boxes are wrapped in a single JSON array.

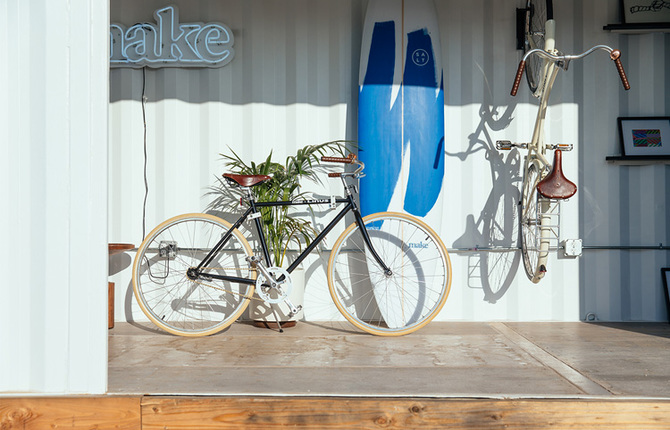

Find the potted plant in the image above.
[{"left": 207, "top": 140, "right": 351, "bottom": 326}]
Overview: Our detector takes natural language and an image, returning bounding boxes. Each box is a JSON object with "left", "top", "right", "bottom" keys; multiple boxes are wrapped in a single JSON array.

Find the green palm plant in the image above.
[{"left": 207, "top": 141, "right": 352, "bottom": 268}]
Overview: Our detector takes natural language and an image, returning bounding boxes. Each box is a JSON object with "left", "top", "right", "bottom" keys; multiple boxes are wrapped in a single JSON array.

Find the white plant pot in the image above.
[{"left": 250, "top": 267, "right": 305, "bottom": 323}]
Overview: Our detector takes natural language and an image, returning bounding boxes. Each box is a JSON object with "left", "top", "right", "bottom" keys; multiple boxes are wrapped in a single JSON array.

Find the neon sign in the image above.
[{"left": 110, "top": 6, "right": 235, "bottom": 68}]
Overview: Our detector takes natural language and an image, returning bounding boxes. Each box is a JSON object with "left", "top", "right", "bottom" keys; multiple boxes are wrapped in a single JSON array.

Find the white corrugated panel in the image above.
[
  {"left": 0, "top": 0, "right": 109, "bottom": 393},
  {"left": 575, "top": 1, "right": 669, "bottom": 322},
  {"left": 109, "top": 0, "right": 669, "bottom": 324},
  {"left": 109, "top": 0, "right": 362, "bottom": 323}
]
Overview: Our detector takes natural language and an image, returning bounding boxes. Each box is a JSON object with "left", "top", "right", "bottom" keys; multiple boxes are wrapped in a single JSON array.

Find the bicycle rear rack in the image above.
[{"left": 537, "top": 197, "right": 562, "bottom": 250}]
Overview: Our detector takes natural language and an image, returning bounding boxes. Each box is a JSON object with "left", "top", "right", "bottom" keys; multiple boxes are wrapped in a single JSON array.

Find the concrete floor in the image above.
[{"left": 108, "top": 321, "right": 670, "bottom": 398}]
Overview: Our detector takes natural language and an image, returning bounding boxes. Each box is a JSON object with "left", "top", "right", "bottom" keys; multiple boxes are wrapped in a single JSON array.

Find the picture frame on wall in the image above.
[
  {"left": 621, "top": 0, "right": 670, "bottom": 24},
  {"left": 662, "top": 268, "right": 670, "bottom": 324},
  {"left": 618, "top": 117, "right": 670, "bottom": 157}
]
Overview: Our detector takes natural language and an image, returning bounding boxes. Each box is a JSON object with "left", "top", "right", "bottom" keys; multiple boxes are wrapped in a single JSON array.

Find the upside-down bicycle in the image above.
[{"left": 496, "top": 0, "right": 630, "bottom": 283}]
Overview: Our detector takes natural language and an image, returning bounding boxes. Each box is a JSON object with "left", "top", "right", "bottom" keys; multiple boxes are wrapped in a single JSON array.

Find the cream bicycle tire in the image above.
[
  {"left": 520, "top": 163, "right": 550, "bottom": 283},
  {"left": 327, "top": 212, "right": 451, "bottom": 336},
  {"left": 132, "top": 213, "right": 255, "bottom": 337}
]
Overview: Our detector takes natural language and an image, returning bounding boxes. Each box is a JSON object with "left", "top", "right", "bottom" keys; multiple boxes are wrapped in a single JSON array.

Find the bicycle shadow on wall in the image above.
[{"left": 449, "top": 103, "right": 521, "bottom": 304}]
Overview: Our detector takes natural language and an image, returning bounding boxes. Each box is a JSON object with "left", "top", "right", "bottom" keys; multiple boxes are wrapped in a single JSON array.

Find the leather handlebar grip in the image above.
[
  {"left": 321, "top": 154, "right": 356, "bottom": 164},
  {"left": 610, "top": 50, "right": 630, "bottom": 91},
  {"left": 511, "top": 60, "right": 526, "bottom": 96},
  {"left": 328, "top": 172, "right": 342, "bottom": 177}
]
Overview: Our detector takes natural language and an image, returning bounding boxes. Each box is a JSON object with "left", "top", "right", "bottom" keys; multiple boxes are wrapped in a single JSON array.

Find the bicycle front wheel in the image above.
[
  {"left": 327, "top": 212, "right": 451, "bottom": 336},
  {"left": 524, "top": 0, "right": 554, "bottom": 95},
  {"left": 520, "top": 163, "right": 549, "bottom": 283},
  {"left": 132, "top": 213, "right": 255, "bottom": 336}
]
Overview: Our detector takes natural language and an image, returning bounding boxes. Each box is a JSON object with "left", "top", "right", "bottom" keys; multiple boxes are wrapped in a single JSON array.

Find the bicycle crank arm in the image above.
[
  {"left": 496, "top": 140, "right": 528, "bottom": 150},
  {"left": 283, "top": 298, "right": 302, "bottom": 318}
]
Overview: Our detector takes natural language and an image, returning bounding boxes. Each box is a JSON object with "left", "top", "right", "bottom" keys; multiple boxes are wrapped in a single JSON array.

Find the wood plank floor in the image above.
[
  {"left": 109, "top": 321, "right": 670, "bottom": 398},
  {"left": 3, "top": 396, "right": 670, "bottom": 429},
  {"left": 3, "top": 322, "right": 670, "bottom": 429}
]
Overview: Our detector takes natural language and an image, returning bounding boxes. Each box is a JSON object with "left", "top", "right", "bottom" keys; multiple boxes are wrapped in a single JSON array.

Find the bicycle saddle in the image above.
[
  {"left": 537, "top": 150, "right": 577, "bottom": 199},
  {"left": 222, "top": 173, "right": 271, "bottom": 187}
]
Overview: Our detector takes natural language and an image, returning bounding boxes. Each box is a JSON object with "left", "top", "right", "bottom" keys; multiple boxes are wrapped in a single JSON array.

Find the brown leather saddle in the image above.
[
  {"left": 222, "top": 173, "right": 271, "bottom": 187},
  {"left": 537, "top": 150, "right": 577, "bottom": 199}
]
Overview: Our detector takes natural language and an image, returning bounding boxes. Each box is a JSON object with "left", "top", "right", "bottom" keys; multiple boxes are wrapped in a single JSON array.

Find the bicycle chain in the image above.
[{"left": 191, "top": 266, "right": 264, "bottom": 302}]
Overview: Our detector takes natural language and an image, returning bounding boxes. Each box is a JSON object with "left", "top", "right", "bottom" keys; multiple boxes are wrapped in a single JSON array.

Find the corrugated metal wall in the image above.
[
  {"left": 1, "top": 0, "right": 109, "bottom": 393},
  {"left": 574, "top": 1, "right": 670, "bottom": 321},
  {"left": 109, "top": 0, "right": 670, "bottom": 323}
]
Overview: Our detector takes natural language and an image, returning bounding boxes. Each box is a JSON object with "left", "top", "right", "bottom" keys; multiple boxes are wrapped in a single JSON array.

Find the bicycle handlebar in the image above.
[
  {"left": 511, "top": 60, "right": 527, "bottom": 96},
  {"left": 321, "top": 154, "right": 357, "bottom": 164},
  {"left": 321, "top": 153, "right": 365, "bottom": 178},
  {"left": 511, "top": 45, "right": 630, "bottom": 96},
  {"left": 609, "top": 50, "right": 630, "bottom": 91}
]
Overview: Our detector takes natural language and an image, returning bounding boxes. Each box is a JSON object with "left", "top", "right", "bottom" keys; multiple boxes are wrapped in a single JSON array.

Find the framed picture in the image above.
[
  {"left": 618, "top": 117, "right": 670, "bottom": 157},
  {"left": 621, "top": 0, "right": 670, "bottom": 24},
  {"left": 662, "top": 268, "right": 670, "bottom": 324}
]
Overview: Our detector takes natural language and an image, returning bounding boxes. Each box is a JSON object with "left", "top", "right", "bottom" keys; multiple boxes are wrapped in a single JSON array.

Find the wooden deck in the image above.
[
  {"left": 3, "top": 322, "right": 670, "bottom": 428},
  {"left": 2, "top": 396, "right": 670, "bottom": 429}
]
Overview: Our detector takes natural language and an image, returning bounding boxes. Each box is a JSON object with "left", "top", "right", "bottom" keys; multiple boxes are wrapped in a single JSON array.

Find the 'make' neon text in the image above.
[{"left": 110, "top": 6, "right": 234, "bottom": 68}]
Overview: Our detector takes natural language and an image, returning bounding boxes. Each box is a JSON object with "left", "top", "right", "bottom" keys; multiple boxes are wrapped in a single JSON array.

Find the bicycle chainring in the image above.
[{"left": 255, "top": 266, "right": 293, "bottom": 304}]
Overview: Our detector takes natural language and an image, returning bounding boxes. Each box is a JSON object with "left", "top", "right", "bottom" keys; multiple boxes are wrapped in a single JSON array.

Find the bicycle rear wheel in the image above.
[
  {"left": 524, "top": 0, "right": 554, "bottom": 95},
  {"left": 132, "top": 213, "right": 255, "bottom": 336},
  {"left": 520, "top": 163, "right": 549, "bottom": 283},
  {"left": 327, "top": 212, "right": 451, "bottom": 336}
]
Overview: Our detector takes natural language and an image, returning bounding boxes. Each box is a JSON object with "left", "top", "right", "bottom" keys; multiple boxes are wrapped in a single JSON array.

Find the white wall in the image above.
[
  {"left": 575, "top": 1, "right": 669, "bottom": 321},
  {"left": 0, "top": 0, "right": 109, "bottom": 393},
  {"left": 109, "top": 0, "right": 670, "bottom": 324}
]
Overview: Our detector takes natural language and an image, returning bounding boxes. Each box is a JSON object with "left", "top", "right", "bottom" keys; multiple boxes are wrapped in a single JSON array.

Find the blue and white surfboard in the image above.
[
  {"left": 358, "top": 0, "right": 444, "bottom": 224},
  {"left": 358, "top": 0, "right": 445, "bottom": 328}
]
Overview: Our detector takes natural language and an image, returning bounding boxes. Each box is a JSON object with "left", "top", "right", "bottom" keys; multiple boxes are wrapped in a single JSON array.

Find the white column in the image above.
[{"left": 0, "top": 0, "right": 109, "bottom": 394}]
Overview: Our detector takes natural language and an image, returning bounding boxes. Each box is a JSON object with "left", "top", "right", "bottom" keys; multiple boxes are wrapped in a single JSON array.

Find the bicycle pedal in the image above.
[
  {"left": 496, "top": 140, "right": 527, "bottom": 150},
  {"left": 551, "top": 143, "right": 574, "bottom": 151},
  {"left": 496, "top": 140, "right": 513, "bottom": 150}
]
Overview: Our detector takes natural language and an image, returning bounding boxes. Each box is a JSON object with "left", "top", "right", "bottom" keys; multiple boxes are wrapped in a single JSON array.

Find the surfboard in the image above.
[
  {"left": 358, "top": 0, "right": 444, "bottom": 222},
  {"left": 358, "top": 0, "right": 445, "bottom": 328}
]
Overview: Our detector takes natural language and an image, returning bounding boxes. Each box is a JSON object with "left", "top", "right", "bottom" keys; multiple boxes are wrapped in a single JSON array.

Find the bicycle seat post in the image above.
[{"left": 242, "top": 186, "right": 254, "bottom": 204}]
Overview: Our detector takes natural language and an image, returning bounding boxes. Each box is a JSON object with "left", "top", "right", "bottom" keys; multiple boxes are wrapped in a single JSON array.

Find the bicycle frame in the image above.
[
  {"left": 193, "top": 183, "right": 391, "bottom": 285},
  {"left": 525, "top": 17, "right": 557, "bottom": 169}
]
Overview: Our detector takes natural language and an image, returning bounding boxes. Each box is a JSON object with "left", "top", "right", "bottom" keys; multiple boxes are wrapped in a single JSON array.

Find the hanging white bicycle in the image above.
[{"left": 497, "top": 0, "right": 630, "bottom": 282}]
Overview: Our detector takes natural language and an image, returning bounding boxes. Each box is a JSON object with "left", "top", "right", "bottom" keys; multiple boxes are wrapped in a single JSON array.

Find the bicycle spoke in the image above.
[
  {"left": 328, "top": 212, "right": 451, "bottom": 336},
  {"left": 133, "top": 214, "right": 254, "bottom": 336}
]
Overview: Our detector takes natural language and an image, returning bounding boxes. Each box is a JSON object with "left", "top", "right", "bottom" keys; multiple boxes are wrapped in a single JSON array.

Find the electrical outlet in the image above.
[
  {"left": 562, "top": 239, "right": 583, "bottom": 257},
  {"left": 159, "top": 240, "right": 177, "bottom": 259}
]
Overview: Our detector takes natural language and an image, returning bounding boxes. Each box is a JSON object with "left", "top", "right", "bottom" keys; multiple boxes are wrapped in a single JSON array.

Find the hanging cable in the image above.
[{"left": 141, "top": 67, "right": 149, "bottom": 240}]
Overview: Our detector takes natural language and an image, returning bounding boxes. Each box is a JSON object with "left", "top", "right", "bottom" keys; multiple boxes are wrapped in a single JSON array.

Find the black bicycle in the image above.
[{"left": 132, "top": 154, "right": 452, "bottom": 336}]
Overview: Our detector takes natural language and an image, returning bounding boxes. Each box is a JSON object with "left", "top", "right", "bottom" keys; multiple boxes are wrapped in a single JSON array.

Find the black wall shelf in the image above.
[
  {"left": 603, "top": 23, "right": 670, "bottom": 34},
  {"left": 606, "top": 155, "right": 670, "bottom": 165}
]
